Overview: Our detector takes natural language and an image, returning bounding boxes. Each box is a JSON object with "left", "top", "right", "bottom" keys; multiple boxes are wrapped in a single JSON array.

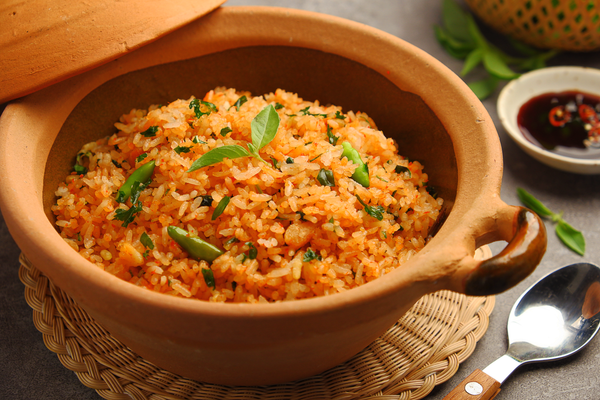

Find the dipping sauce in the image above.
[{"left": 517, "top": 90, "right": 600, "bottom": 159}]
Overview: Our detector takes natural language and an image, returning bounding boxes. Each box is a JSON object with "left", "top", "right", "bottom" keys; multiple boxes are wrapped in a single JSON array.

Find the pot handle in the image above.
[{"left": 462, "top": 206, "right": 547, "bottom": 296}]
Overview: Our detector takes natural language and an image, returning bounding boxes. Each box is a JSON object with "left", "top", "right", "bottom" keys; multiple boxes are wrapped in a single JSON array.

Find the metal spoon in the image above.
[{"left": 444, "top": 262, "right": 600, "bottom": 400}]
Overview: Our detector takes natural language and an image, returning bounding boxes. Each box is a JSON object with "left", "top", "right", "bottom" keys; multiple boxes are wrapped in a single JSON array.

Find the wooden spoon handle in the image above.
[{"left": 443, "top": 369, "right": 501, "bottom": 400}]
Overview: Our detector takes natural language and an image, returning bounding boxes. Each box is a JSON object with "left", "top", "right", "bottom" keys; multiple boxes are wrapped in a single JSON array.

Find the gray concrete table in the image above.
[{"left": 2, "top": 1, "right": 599, "bottom": 399}]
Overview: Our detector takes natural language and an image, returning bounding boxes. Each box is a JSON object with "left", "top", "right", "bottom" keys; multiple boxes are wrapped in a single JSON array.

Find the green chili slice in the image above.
[
  {"left": 341, "top": 141, "right": 369, "bottom": 187},
  {"left": 116, "top": 160, "right": 155, "bottom": 203},
  {"left": 201, "top": 268, "right": 216, "bottom": 289},
  {"left": 167, "top": 226, "right": 224, "bottom": 262}
]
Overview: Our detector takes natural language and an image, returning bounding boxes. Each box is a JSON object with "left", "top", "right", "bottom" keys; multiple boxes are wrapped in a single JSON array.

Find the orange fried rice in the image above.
[{"left": 52, "top": 88, "right": 443, "bottom": 303}]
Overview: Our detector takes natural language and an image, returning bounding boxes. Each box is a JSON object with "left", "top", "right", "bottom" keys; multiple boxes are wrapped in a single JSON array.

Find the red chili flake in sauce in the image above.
[{"left": 517, "top": 90, "right": 600, "bottom": 159}]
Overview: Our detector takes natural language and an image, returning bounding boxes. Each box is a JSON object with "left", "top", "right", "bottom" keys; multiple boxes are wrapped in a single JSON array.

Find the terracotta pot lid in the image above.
[{"left": 0, "top": 0, "right": 225, "bottom": 104}]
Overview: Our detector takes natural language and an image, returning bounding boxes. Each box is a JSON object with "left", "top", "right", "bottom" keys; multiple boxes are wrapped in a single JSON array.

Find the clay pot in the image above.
[{"left": 0, "top": 7, "right": 546, "bottom": 386}]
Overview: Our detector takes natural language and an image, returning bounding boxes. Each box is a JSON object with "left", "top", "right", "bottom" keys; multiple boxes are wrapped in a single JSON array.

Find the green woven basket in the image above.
[{"left": 465, "top": 0, "right": 600, "bottom": 51}]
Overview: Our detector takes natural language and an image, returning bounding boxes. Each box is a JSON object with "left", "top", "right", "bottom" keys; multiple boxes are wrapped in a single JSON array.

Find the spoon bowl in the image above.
[{"left": 445, "top": 262, "right": 600, "bottom": 399}]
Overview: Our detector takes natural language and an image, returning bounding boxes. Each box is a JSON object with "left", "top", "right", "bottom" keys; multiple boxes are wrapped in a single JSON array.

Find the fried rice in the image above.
[{"left": 52, "top": 88, "right": 443, "bottom": 303}]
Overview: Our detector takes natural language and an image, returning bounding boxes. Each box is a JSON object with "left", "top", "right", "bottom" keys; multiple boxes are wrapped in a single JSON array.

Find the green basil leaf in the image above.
[
  {"left": 245, "top": 242, "right": 258, "bottom": 259},
  {"left": 356, "top": 195, "right": 385, "bottom": 221},
  {"left": 442, "top": 0, "right": 473, "bottom": 43},
  {"left": 174, "top": 145, "right": 192, "bottom": 154},
  {"left": 461, "top": 48, "right": 484, "bottom": 76},
  {"left": 199, "top": 195, "right": 213, "bottom": 207},
  {"left": 212, "top": 196, "right": 231, "bottom": 220},
  {"left": 334, "top": 110, "right": 346, "bottom": 120},
  {"left": 187, "top": 145, "right": 250, "bottom": 172},
  {"left": 141, "top": 126, "right": 159, "bottom": 137},
  {"left": 466, "top": 14, "right": 488, "bottom": 49},
  {"left": 556, "top": 220, "right": 585, "bottom": 256},
  {"left": 136, "top": 153, "right": 148, "bottom": 163},
  {"left": 434, "top": 25, "right": 474, "bottom": 59},
  {"left": 201, "top": 268, "right": 216, "bottom": 289},
  {"left": 224, "top": 237, "right": 240, "bottom": 246},
  {"left": 483, "top": 50, "right": 520, "bottom": 80},
  {"left": 274, "top": 102, "right": 284, "bottom": 110},
  {"left": 303, "top": 248, "right": 322, "bottom": 262},
  {"left": 468, "top": 75, "right": 499, "bottom": 100},
  {"left": 140, "top": 232, "right": 154, "bottom": 249},
  {"left": 317, "top": 168, "right": 335, "bottom": 186},
  {"left": 395, "top": 165, "right": 411, "bottom": 177},
  {"left": 250, "top": 104, "right": 280, "bottom": 152},
  {"left": 326, "top": 126, "right": 339, "bottom": 145},
  {"left": 516, "top": 188, "right": 555, "bottom": 218},
  {"left": 220, "top": 127, "right": 233, "bottom": 137},
  {"left": 233, "top": 95, "right": 248, "bottom": 111},
  {"left": 190, "top": 99, "right": 217, "bottom": 119}
]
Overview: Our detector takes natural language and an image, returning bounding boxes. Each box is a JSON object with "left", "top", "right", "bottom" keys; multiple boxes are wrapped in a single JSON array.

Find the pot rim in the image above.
[{"left": 0, "top": 6, "right": 502, "bottom": 319}]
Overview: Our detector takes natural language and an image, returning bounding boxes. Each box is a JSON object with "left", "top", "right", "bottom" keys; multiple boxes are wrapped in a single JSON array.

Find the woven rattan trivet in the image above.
[{"left": 19, "top": 251, "right": 494, "bottom": 400}]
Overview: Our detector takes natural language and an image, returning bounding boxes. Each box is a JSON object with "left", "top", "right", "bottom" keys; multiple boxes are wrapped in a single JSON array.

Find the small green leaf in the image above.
[
  {"left": 141, "top": 126, "right": 159, "bottom": 137},
  {"left": 303, "top": 248, "right": 322, "bottom": 262},
  {"left": 140, "top": 232, "right": 154, "bottom": 249},
  {"left": 516, "top": 188, "right": 555, "bottom": 218},
  {"left": 556, "top": 220, "right": 585, "bottom": 255},
  {"left": 274, "top": 102, "right": 284, "bottom": 110},
  {"left": 201, "top": 268, "right": 216, "bottom": 289},
  {"left": 245, "top": 242, "right": 258, "bottom": 259},
  {"left": 466, "top": 14, "right": 488, "bottom": 49},
  {"left": 434, "top": 25, "right": 474, "bottom": 59},
  {"left": 356, "top": 195, "right": 385, "bottom": 221},
  {"left": 461, "top": 48, "right": 484, "bottom": 76},
  {"left": 136, "top": 153, "right": 148, "bottom": 163},
  {"left": 468, "top": 75, "right": 500, "bottom": 100},
  {"left": 483, "top": 50, "right": 520, "bottom": 80},
  {"left": 317, "top": 168, "right": 335, "bottom": 186},
  {"left": 224, "top": 237, "right": 240, "bottom": 246},
  {"left": 220, "top": 127, "right": 233, "bottom": 137},
  {"left": 334, "top": 110, "right": 346, "bottom": 120},
  {"left": 233, "top": 95, "right": 248, "bottom": 111},
  {"left": 442, "top": 0, "right": 473, "bottom": 43},
  {"left": 174, "top": 145, "right": 192, "bottom": 154},
  {"left": 395, "top": 165, "right": 411, "bottom": 177},
  {"left": 187, "top": 145, "right": 250, "bottom": 172},
  {"left": 251, "top": 104, "right": 280, "bottom": 152},
  {"left": 326, "top": 126, "right": 339, "bottom": 145},
  {"left": 212, "top": 196, "right": 231, "bottom": 220},
  {"left": 190, "top": 99, "right": 217, "bottom": 119}
]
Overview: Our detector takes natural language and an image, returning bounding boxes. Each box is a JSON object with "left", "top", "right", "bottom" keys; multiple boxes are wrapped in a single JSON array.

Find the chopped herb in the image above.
[
  {"left": 142, "top": 250, "right": 150, "bottom": 258},
  {"left": 296, "top": 210, "right": 306, "bottom": 221},
  {"left": 140, "top": 232, "right": 154, "bottom": 249},
  {"left": 305, "top": 141, "right": 313, "bottom": 146},
  {"left": 270, "top": 156, "right": 281, "bottom": 169},
  {"left": 174, "top": 145, "right": 192, "bottom": 154},
  {"left": 168, "top": 277, "right": 173, "bottom": 287},
  {"left": 274, "top": 103, "right": 284, "bottom": 110},
  {"left": 189, "top": 99, "right": 218, "bottom": 119},
  {"left": 199, "top": 195, "right": 213, "bottom": 207},
  {"left": 136, "top": 153, "right": 148, "bottom": 163},
  {"left": 383, "top": 231, "right": 388, "bottom": 239},
  {"left": 220, "top": 127, "right": 233, "bottom": 137},
  {"left": 201, "top": 268, "right": 216, "bottom": 290},
  {"left": 111, "top": 160, "right": 122, "bottom": 168},
  {"left": 224, "top": 237, "right": 240, "bottom": 246},
  {"left": 255, "top": 185, "right": 263, "bottom": 194},
  {"left": 192, "top": 136, "right": 207, "bottom": 144},
  {"left": 317, "top": 168, "right": 335, "bottom": 186},
  {"left": 303, "top": 248, "right": 322, "bottom": 262},
  {"left": 334, "top": 110, "right": 346, "bottom": 120},
  {"left": 300, "top": 106, "right": 327, "bottom": 118},
  {"left": 212, "top": 196, "right": 230, "bottom": 220},
  {"left": 114, "top": 179, "right": 151, "bottom": 227},
  {"left": 246, "top": 242, "right": 258, "bottom": 260},
  {"left": 241, "top": 254, "right": 248, "bottom": 263},
  {"left": 356, "top": 195, "right": 385, "bottom": 221},
  {"left": 189, "top": 122, "right": 195, "bottom": 129},
  {"left": 287, "top": 113, "right": 297, "bottom": 117},
  {"left": 141, "top": 126, "right": 159, "bottom": 137},
  {"left": 286, "top": 157, "right": 294, "bottom": 164},
  {"left": 395, "top": 165, "right": 412, "bottom": 177},
  {"left": 376, "top": 176, "right": 389, "bottom": 183},
  {"left": 114, "top": 202, "right": 143, "bottom": 227},
  {"left": 232, "top": 95, "right": 248, "bottom": 111},
  {"left": 326, "top": 126, "right": 339, "bottom": 145},
  {"left": 329, "top": 217, "right": 334, "bottom": 224},
  {"left": 77, "top": 233, "right": 82, "bottom": 241},
  {"left": 309, "top": 153, "right": 323, "bottom": 162},
  {"left": 187, "top": 105, "right": 280, "bottom": 172},
  {"left": 73, "top": 151, "right": 91, "bottom": 175},
  {"left": 426, "top": 186, "right": 438, "bottom": 199}
]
